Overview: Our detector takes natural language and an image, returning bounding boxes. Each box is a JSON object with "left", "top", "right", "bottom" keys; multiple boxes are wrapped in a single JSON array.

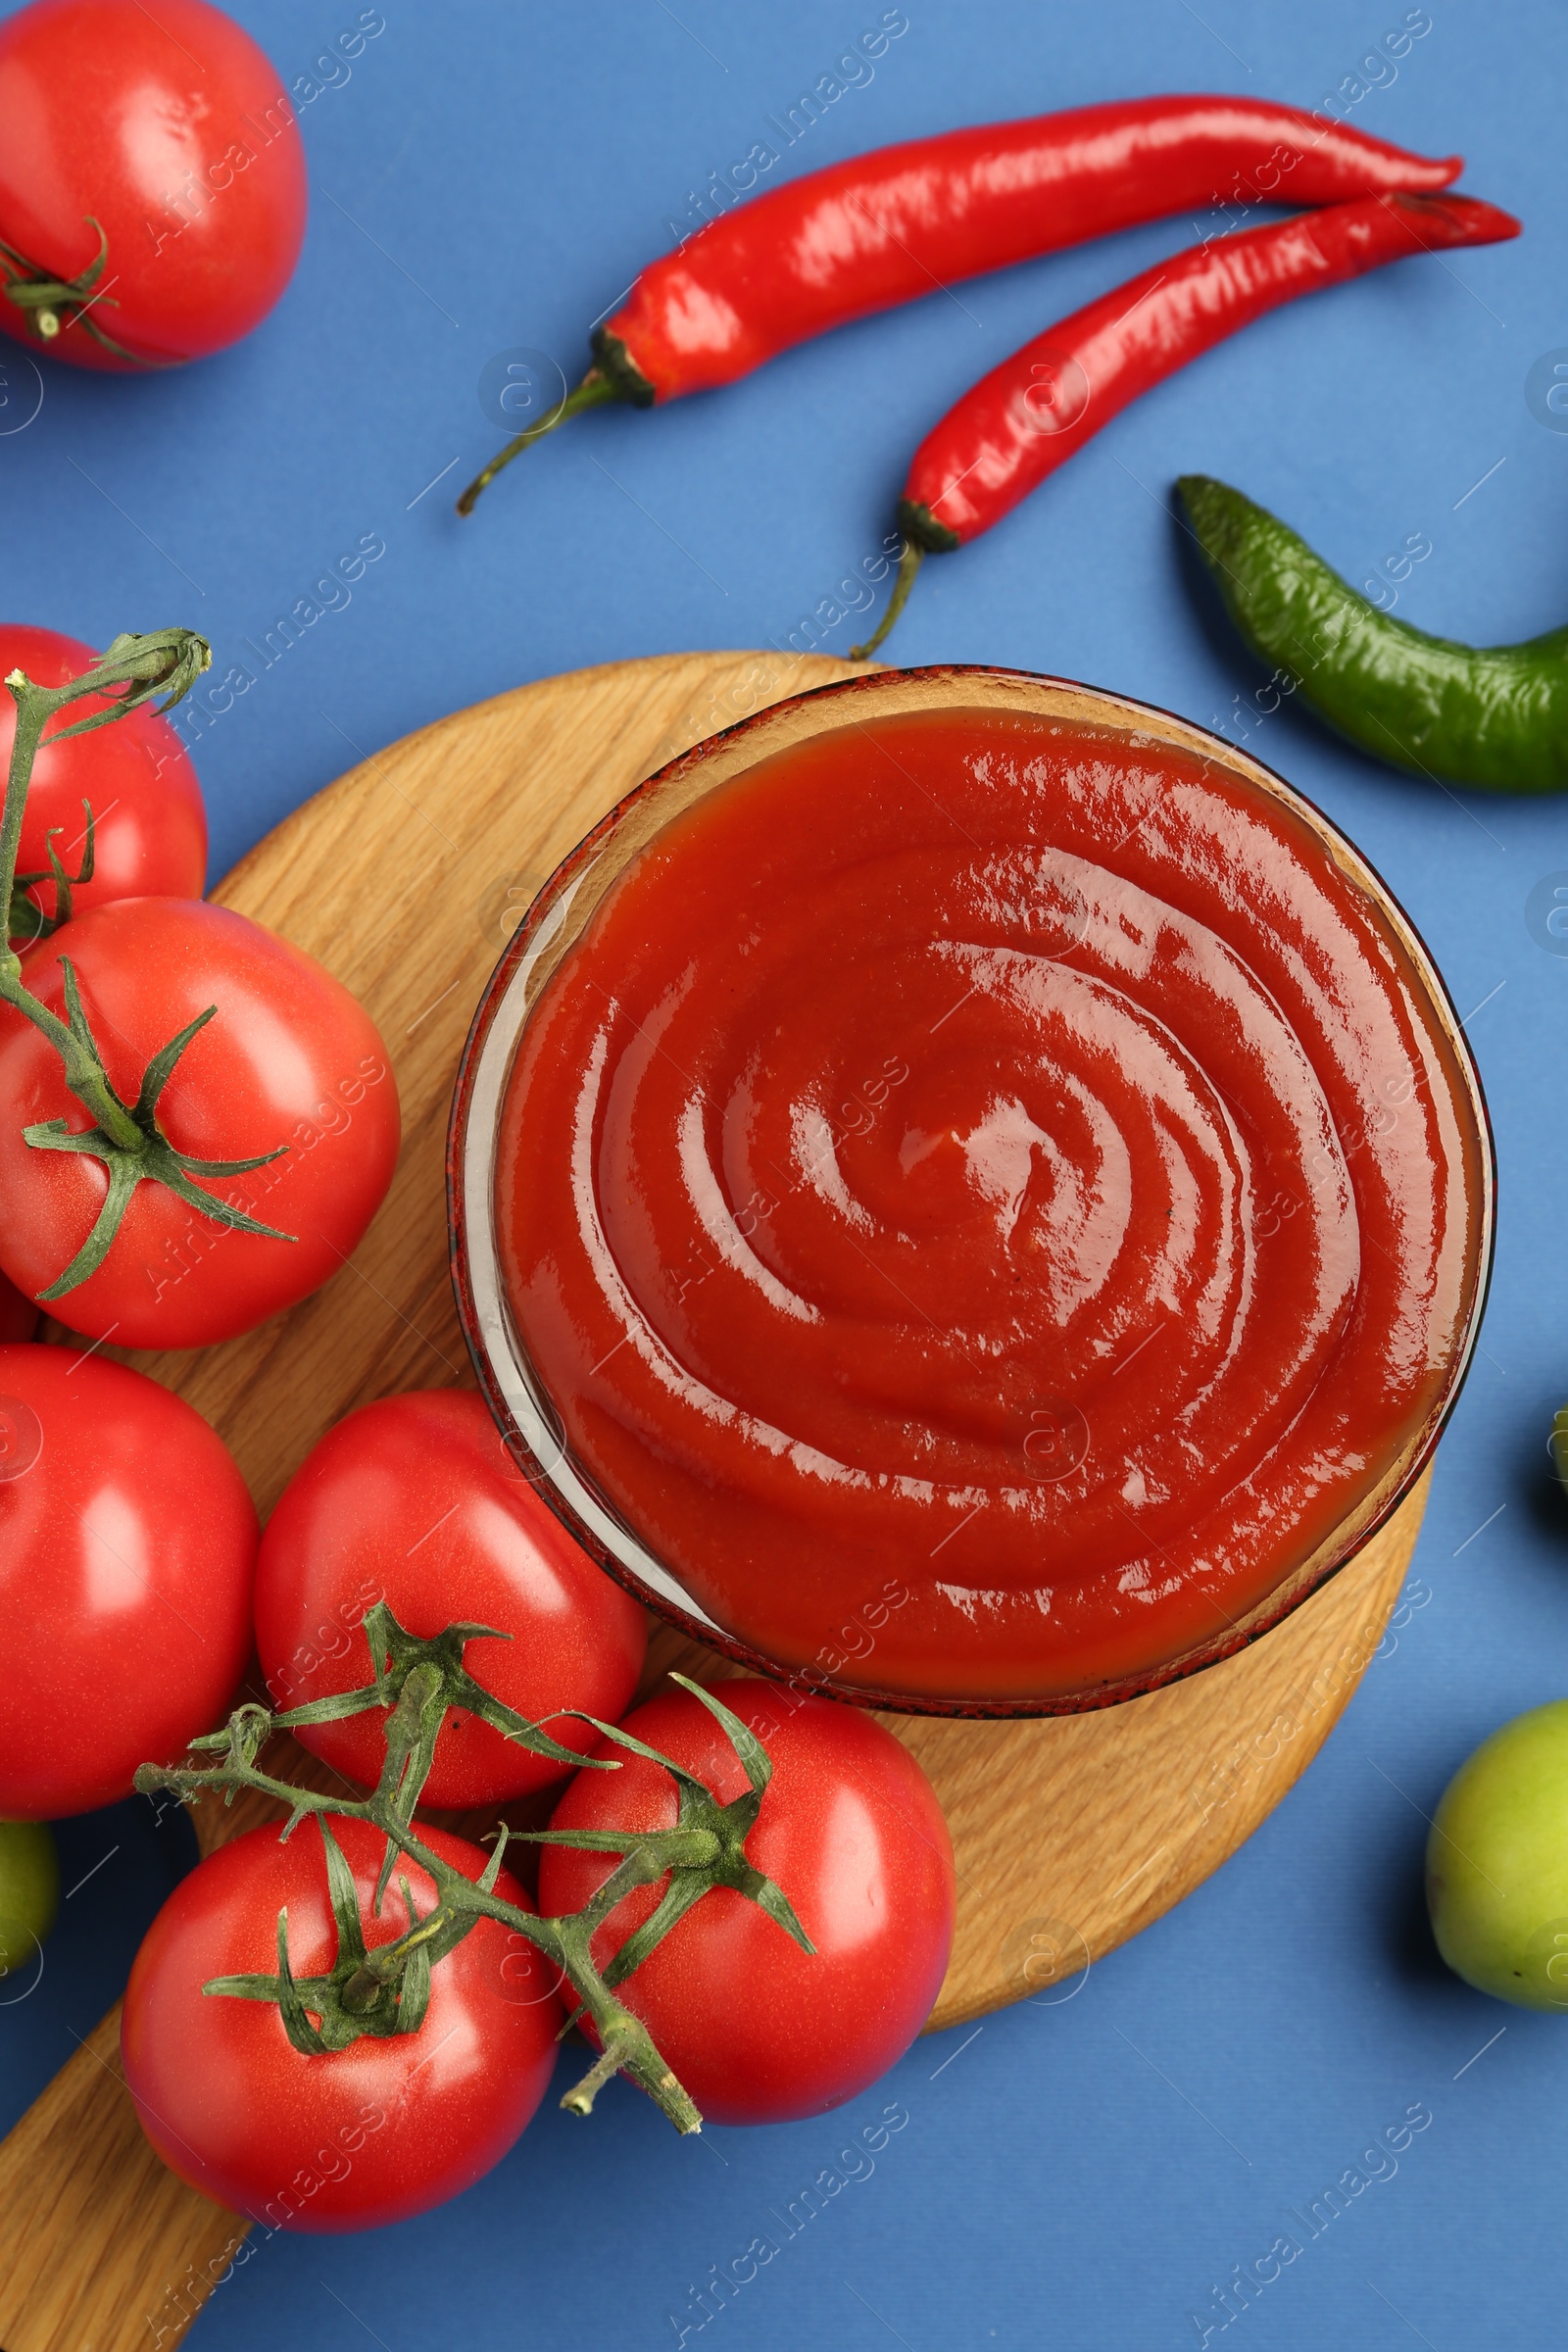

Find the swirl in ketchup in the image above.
[{"left": 497, "top": 703, "right": 1486, "bottom": 1705}]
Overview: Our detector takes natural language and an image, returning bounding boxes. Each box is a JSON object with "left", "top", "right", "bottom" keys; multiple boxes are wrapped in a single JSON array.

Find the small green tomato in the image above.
[
  {"left": 1428, "top": 1699, "right": 1568, "bottom": 2009},
  {"left": 0, "top": 1817, "right": 59, "bottom": 1981},
  {"left": 1550, "top": 1405, "right": 1568, "bottom": 1494}
]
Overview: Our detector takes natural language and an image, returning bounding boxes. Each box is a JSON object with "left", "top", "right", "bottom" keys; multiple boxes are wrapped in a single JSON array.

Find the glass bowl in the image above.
[{"left": 448, "top": 664, "right": 1494, "bottom": 1719}]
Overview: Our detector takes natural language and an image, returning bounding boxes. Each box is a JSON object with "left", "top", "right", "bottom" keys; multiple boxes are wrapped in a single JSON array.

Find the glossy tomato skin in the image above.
[
  {"left": 0, "top": 0, "right": 306, "bottom": 370},
  {"left": 255, "top": 1390, "right": 649, "bottom": 1807},
  {"left": 539, "top": 1684, "right": 956, "bottom": 2125},
  {"left": 0, "top": 1345, "right": 257, "bottom": 1816},
  {"left": 2, "top": 625, "right": 206, "bottom": 941},
  {"left": 0, "top": 899, "right": 401, "bottom": 1347},
  {"left": 0, "top": 1271, "right": 37, "bottom": 1342},
  {"left": 122, "top": 1817, "right": 563, "bottom": 2231}
]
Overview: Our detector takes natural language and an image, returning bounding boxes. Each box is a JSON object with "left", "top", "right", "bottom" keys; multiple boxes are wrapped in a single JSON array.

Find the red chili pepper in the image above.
[
  {"left": 457, "top": 97, "right": 1461, "bottom": 514},
  {"left": 850, "top": 192, "right": 1520, "bottom": 658}
]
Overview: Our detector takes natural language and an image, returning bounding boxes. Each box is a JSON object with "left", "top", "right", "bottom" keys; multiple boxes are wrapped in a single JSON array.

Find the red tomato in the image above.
[
  {"left": 0, "top": 1345, "right": 257, "bottom": 1816},
  {"left": 539, "top": 1683, "right": 956, "bottom": 2125},
  {"left": 122, "top": 1816, "right": 562, "bottom": 2230},
  {"left": 255, "top": 1390, "right": 648, "bottom": 1807},
  {"left": 0, "top": 898, "right": 400, "bottom": 1346},
  {"left": 0, "top": 0, "right": 306, "bottom": 370},
  {"left": 1, "top": 624, "right": 206, "bottom": 943},
  {"left": 0, "top": 1271, "right": 36, "bottom": 1343}
]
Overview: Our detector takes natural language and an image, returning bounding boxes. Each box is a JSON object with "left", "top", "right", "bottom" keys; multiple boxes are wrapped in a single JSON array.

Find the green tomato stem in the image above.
[
  {"left": 0, "top": 632, "right": 318, "bottom": 1303},
  {"left": 1, "top": 631, "right": 211, "bottom": 948},
  {"left": 140, "top": 1744, "right": 706, "bottom": 2132},
  {"left": 140, "top": 1657, "right": 810, "bottom": 2139},
  {"left": 0, "top": 220, "right": 164, "bottom": 368}
]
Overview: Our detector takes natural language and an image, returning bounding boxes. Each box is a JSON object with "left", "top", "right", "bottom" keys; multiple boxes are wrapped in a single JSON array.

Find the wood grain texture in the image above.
[
  {"left": 0, "top": 2009, "right": 249, "bottom": 2352},
  {"left": 0, "top": 652, "right": 1427, "bottom": 2351}
]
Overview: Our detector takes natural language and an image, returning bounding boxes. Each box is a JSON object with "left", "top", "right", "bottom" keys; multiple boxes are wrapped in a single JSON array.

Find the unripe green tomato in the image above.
[
  {"left": 0, "top": 1818, "right": 59, "bottom": 1980},
  {"left": 1550, "top": 1406, "right": 1568, "bottom": 1495},
  {"left": 1428, "top": 1699, "right": 1568, "bottom": 2009}
]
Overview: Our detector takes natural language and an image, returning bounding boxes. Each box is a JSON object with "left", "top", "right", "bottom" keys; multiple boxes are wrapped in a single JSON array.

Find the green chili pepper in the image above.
[{"left": 1177, "top": 473, "right": 1568, "bottom": 794}]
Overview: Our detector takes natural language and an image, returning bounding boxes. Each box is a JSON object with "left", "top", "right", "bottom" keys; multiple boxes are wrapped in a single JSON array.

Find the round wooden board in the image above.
[{"left": 0, "top": 651, "right": 1427, "bottom": 2352}]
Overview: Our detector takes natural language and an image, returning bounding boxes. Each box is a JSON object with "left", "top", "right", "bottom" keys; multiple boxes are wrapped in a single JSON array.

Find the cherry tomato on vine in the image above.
[
  {"left": 0, "top": 1345, "right": 257, "bottom": 1817},
  {"left": 122, "top": 1816, "right": 562, "bottom": 2231},
  {"left": 1, "top": 624, "right": 206, "bottom": 945},
  {"left": 540, "top": 1683, "right": 956, "bottom": 2126},
  {"left": 0, "top": 1270, "right": 36, "bottom": 1343},
  {"left": 0, "top": 898, "right": 401, "bottom": 1347},
  {"left": 0, "top": 0, "right": 307, "bottom": 371},
  {"left": 255, "top": 1389, "right": 648, "bottom": 1807}
]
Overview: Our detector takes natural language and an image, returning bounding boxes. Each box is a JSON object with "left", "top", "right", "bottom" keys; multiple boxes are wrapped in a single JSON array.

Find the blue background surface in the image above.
[{"left": 3, "top": 1, "right": 1567, "bottom": 2344}]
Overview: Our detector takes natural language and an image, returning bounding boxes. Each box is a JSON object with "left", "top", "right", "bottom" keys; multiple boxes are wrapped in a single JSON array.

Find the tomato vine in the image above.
[
  {"left": 136, "top": 1616, "right": 814, "bottom": 2135},
  {"left": 0, "top": 629, "right": 306, "bottom": 1299}
]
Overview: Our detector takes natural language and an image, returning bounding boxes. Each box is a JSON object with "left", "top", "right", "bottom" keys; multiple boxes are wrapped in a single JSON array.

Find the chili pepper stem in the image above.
[
  {"left": 850, "top": 540, "right": 925, "bottom": 662},
  {"left": 457, "top": 371, "right": 621, "bottom": 515}
]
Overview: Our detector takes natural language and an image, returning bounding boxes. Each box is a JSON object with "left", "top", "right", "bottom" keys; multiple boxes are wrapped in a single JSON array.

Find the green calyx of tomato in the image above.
[
  {"left": 262, "top": 1597, "right": 611, "bottom": 1844},
  {"left": 206, "top": 1810, "right": 491, "bottom": 2055},
  {"left": 0, "top": 628, "right": 300, "bottom": 1302},
  {"left": 138, "top": 1624, "right": 813, "bottom": 2135},
  {"left": 8, "top": 798, "right": 96, "bottom": 946},
  {"left": 531, "top": 1682, "right": 810, "bottom": 2043},
  {"left": 0, "top": 218, "right": 158, "bottom": 367}
]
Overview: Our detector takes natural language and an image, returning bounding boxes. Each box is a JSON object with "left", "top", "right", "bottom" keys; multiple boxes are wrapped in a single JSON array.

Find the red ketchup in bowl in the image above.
[{"left": 497, "top": 705, "right": 1486, "bottom": 1705}]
